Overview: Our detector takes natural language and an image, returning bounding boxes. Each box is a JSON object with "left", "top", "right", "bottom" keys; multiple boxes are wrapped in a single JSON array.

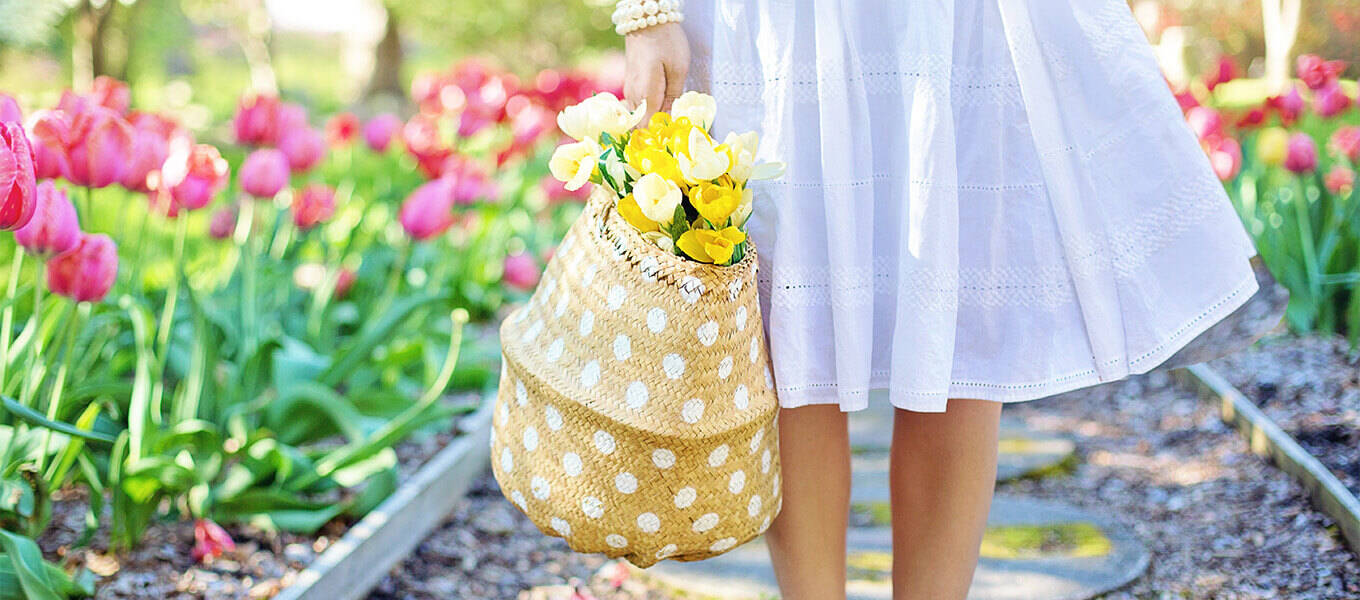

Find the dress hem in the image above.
[{"left": 773, "top": 261, "right": 1261, "bottom": 413}]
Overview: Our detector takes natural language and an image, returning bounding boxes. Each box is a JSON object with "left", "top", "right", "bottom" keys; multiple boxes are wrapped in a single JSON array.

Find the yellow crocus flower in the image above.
[
  {"left": 689, "top": 182, "right": 743, "bottom": 225},
  {"left": 676, "top": 227, "right": 747, "bottom": 265},
  {"left": 617, "top": 195, "right": 660, "bottom": 233}
]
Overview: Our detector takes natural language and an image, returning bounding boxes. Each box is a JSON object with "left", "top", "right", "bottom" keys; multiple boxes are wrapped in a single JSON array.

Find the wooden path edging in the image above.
[
  {"left": 275, "top": 398, "right": 495, "bottom": 600},
  {"left": 1173, "top": 364, "right": 1360, "bottom": 556}
]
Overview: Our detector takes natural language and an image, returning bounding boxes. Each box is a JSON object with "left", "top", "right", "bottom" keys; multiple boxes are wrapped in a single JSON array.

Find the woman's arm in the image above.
[{"left": 623, "top": 22, "right": 690, "bottom": 122}]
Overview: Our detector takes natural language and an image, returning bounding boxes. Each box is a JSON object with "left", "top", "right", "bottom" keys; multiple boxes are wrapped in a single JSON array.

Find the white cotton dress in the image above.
[{"left": 680, "top": 0, "right": 1260, "bottom": 412}]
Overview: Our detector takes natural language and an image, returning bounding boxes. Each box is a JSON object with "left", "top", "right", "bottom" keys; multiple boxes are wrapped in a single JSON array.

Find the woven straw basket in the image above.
[{"left": 492, "top": 188, "right": 782, "bottom": 568}]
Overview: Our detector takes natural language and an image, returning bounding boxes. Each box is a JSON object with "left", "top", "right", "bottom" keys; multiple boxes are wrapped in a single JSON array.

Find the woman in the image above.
[{"left": 617, "top": 1, "right": 1258, "bottom": 598}]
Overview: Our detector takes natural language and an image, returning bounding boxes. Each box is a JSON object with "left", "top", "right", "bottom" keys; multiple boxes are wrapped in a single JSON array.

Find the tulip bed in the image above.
[
  {"left": 0, "top": 61, "right": 608, "bottom": 598},
  {"left": 1179, "top": 54, "right": 1360, "bottom": 344}
]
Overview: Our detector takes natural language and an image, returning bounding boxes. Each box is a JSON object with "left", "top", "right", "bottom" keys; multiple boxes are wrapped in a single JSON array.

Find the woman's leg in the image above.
[
  {"left": 765, "top": 404, "right": 851, "bottom": 600},
  {"left": 889, "top": 399, "right": 1003, "bottom": 600}
]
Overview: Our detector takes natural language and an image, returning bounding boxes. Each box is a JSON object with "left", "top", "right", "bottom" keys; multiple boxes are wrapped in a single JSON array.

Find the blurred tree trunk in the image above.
[
  {"left": 238, "top": 0, "right": 278, "bottom": 95},
  {"left": 364, "top": 5, "right": 405, "bottom": 102},
  {"left": 1262, "top": 0, "right": 1302, "bottom": 92},
  {"left": 71, "top": 0, "right": 117, "bottom": 89}
]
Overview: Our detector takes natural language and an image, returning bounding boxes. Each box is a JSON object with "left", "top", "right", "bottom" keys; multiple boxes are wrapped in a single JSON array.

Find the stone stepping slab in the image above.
[{"left": 637, "top": 495, "right": 1148, "bottom": 600}]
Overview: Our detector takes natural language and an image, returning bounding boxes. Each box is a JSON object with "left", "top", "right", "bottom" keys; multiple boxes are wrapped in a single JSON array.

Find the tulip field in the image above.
[
  {"left": 0, "top": 62, "right": 608, "bottom": 598},
  {"left": 1180, "top": 54, "right": 1360, "bottom": 340}
]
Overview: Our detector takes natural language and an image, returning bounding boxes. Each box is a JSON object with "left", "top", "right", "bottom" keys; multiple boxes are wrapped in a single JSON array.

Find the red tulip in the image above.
[
  {"left": 64, "top": 106, "right": 132, "bottom": 188},
  {"left": 90, "top": 76, "right": 131, "bottom": 116},
  {"left": 1313, "top": 82, "right": 1353, "bottom": 118},
  {"left": 120, "top": 113, "right": 177, "bottom": 193},
  {"left": 1236, "top": 107, "right": 1266, "bottom": 129},
  {"left": 155, "top": 139, "right": 230, "bottom": 214},
  {"left": 1324, "top": 164, "right": 1355, "bottom": 195},
  {"left": 26, "top": 110, "right": 71, "bottom": 181},
  {"left": 191, "top": 519, "right": 236, "bottom": 563},
  {"left": 1328, "top": 126, "right": 1360, "bottom": 162},
  {"left": 1296, "top": 54, "right": 1346, "bottom": 90},
  {"left": 325, "top": 112, "right": 358, "bottom": 146},
  {"left": 292, "top": 184, "right": 335, "bottom": 230},
  {"left": 0, "top": 121, "right": 37, "bottom": 231},
  {"left": 1283, "top": 133, "right": 1318, "bottom": 174},
  {"left": 402, "top": 114, "right": 451, "bottom": 179},
  {"left": 46, "top": 233, "right": 117, "bottom": 303},
  {"left": 503, "top": 252, "right": 540, "bottom": 291},
  {"left": 1173, "top": 87, "right": 1200, "bottom": 112},
  {"left": 398, "top": 176, "right": 458, "bottom": 240},
  {"left": 15, "top": 181, "right": 79, "bottom": 256},
  {"left": 279, "top": 126, "right": 325, "bottom": 173},
  {"left": 362, "top": 114, "right": 401, "bottom": 152},
  {"left": 0, "top": 94, "right": 21, "bottom": 124},
  {"left": 208, "top": 205, "right": 237, "bottom": 240},
  {"left": 294, "top": 263, "right": 356, "bottom": 299},
  {"left": 239, "top": 149, "right": 290, "bottom": 199},
  {"left": 1266, "top": 85, "right": 1304, "bottom": 125},
  {"left": 1205, "top": 136, "right": 1242, "bottom": 182},
  {"left": 1185, "top": 106, "right": 1223, "bottom": 140}
]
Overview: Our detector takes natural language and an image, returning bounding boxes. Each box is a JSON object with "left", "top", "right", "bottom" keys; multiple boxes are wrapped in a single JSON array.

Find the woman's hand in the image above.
[{"left": 624, "top": 22, "right": 691, "bottom": 122}]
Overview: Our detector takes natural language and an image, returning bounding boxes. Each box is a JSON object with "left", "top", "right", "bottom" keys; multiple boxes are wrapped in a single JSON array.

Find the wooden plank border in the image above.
[
  {"left": 276, "top": 398, "right": 495, "bottom": 600},
  {"left": 1173, "top": 364, "right": 1360, "bottom": 556}
]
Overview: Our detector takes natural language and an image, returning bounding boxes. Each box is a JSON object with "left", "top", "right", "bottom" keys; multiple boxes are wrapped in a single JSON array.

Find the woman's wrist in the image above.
[{"left": 612, "top": 0, "right": 684, "bottom": 36}]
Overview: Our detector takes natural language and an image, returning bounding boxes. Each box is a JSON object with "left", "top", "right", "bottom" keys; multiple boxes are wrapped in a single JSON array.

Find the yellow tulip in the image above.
[
  {"left": 617, "top": 195, "right": 660, "bottom": 233},
  {"left": 689, "top": 182, "right": 743, "bottom": 225},
  {"left": 1257, "top": 127, "right": 1289, "bottom": 167},
  {"left": 676, "top": 227, "right": 746, "bottom": 265},
  {"left": 629, "top": 146, "right": 685, "bottom": 185}
]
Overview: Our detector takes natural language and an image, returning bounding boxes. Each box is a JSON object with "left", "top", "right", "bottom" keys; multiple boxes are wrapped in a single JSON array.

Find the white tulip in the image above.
[
  {"left": 633, "top": 172, "right": 683, "bottom": 223},
  {"left": 723, "top": 131, "right": 760, "bottom": 183},
  {"left": 549, "top": 138, "right": 602, "bottom": 191},
  {"left": 556, "top": 93, "right": 647, "bottom": 142},
  {"left": 677, "top": 129, "right": 731, "bottom": 184},
  {"left": 731, "top": 187, "right": 754, "bottom": 226},
  {"left": 671, "top": 91, "right": 718, "bottom": 130}
]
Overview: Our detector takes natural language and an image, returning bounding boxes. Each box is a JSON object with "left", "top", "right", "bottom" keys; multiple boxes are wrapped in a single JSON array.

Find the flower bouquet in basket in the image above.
[{"left": 492, "top": 91, "right": 786, "bottom": 567}]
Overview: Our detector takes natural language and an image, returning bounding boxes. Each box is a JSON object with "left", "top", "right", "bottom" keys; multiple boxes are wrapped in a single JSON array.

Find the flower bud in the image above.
[
  {"left": 362, "top": 114, "right": 401, "bottom": 152},
  {"left": 15, "top": 181, "right": 79, "bottom": 256},
  {"left": 279, "top": 126, "right": 326, "bottom": 173},
  {"left": 64, "top": 106, "right": 132, "bottom": 188},
  {"left": 398, "top": 176, "right": 458, "bottom": 240},
  {"left": 503, "top": 252, "right": 541, "bottom": 291},
  {"left": 239, "top": 148, "right": 290, "bottom": 199},
  {"left": 46, "top": 233, "right": 117, "bottom": 303},
  {"left": 0, "top": 121, "right": 37, "bottom": 231},
  {"left": 292, "top": 184, "right": 336, "bottom": 230},
  {"left": 325, "top": 112, "right": 358, "bottom": 146},
  {"left": 1283, "top": 133, "right": 1318, "bottom": 174},
  {"left": 209, "top": 205, "right": 237, "bottom": 240}
]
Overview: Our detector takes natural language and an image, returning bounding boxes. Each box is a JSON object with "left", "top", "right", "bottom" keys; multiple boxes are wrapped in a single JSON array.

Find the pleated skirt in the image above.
[{"left": 681, "top": 0, "right": 1260, "bottom": 412}]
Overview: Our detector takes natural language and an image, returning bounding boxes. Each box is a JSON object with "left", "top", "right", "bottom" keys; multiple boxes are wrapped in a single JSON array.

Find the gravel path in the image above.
[
  {"left": 373, "top": 366, "right": 1360, "bottom": 599},
  {"left": 1209, "top": 333, "right": 1360, "bottom": 498}
]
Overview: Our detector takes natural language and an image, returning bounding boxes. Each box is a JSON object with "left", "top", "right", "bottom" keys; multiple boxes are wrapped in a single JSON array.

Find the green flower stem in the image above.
[
  {"left": 84, "top": 187, "right": 93, "bottom": 227},
  {"left": 129, "top": 203, "right": 151, "bottom": 296},
  {"left": 149, "top": 216, "right": 189, "bottom": 425},
  {"left": 371, "top": 239, "right": 411, "bottom": 322},
  {"left": 0, "top": 250, "right": 25, "bottom": 392},
  {"left": 238, "top": 199, "right": 260, "bottom": 361},
  {"left": 1293, "top": 177, "right": 1322, "bottom": 305},
  {"left": 17, "top": 263, "right": 45, "bottom": 409},
  {"left": 35, "top": 303, "right": 83, "bottom": 474}
]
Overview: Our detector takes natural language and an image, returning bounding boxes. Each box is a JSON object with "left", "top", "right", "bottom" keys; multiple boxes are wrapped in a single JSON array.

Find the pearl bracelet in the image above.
[{"left": 612, "top": 0, "right": 684, "bottom": 35}]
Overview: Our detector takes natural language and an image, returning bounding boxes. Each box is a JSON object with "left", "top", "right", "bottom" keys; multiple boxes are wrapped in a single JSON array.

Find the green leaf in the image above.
[
  {"left": 270, "top": 337, "right": 330, "bottom": 398},
  {"left": 0, "top": 529, "right": 60, "bottom": 600},
  {"left": 0, "top": 397, "right": 115, "bottom": 445},
  {"left": 319, "top": 292, "right": 446, "bottom": 388},
  {"left": 0, "top": 477, "right": 34, "bottom": 519},
  {"left": 265, "top": 382, "right": 367, "bottom": 445}
]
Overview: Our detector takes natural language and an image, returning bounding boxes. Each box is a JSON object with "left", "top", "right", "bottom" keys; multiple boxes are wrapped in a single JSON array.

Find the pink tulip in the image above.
[
  {"left": 233, "top": 95, "right": 308, "bottom": 147},
  {"left": 402, "top": 114, "right": 451, "bottom": 179},
  {"left": 1328, "top": 126, "right": 1360, "bottom": 162},
  {"left": 1267, "top": 86, "right": 1304, "bottom": 125},
  {"left": 398, "top": 176, "right": 458, "bottom": 240},
  {"left": 1206, "top": 136, "right": 1242, "bottom": 182},
  {"left": 15, "top": 181, "right": 79, "bottom": 256},
  {"left": 292, "top": 184, "right": 335, "bottom": 230},
  {"left": 155, "top": 140, "right": 230, "bottom": 214},
  {"left": 1283, "top": 133, "right": 1318, "bottom": 174},
  {"left": 90, "top": 76, "right": 131, "bottom": 116},
  {"left": 46, "top": 233, "right": 117, "bottom": 303},
  {"left": 120, "top": 113, "right": 176, "bottom": 193},
  {"left": 325, "top": 112, "right": 358, "bottom": 147},
  {"left": 0, "top": 94, "right": 21, "bottom": 124},
  {"left": 239, "top": 148, "right": 290, "bottom": 199},
  {"left": 440, "top": 155, "right": 498, "bottom": 203},
  {"left": 0, "top": 122, "right": 37, "bottom": 231},
  {"left": 64, "top": 106, "right": 132, "bottom": 189},
  {"left": 503, "top": 252, "right": 541, "bottom": 291},
  {"left": 1185, "top": 106, "right": 1223, "bottom": 140},
  {"left": 279, "top": 127, "right": 325, "bottom": 173},
  {"left": 362, "top": 114, "right": 401, "bottom": 152},
  {"left": 208, "top": 205, "right": 237, "bottom": 240},
  {"left": 1313, "top": 82, "right": 1353, "bottom": 118},
  {"left": 1296, "top": 54, "right": 1346, "bottom": 90},
  {"left": 26, "top": 111, "right": 71, "bottom": 181},
  {"left": 1324, "top": 164, "right": 1355, "bottom": 195},
  {"left": 192, "top": 519, "right": 236, "bottom": 563}
]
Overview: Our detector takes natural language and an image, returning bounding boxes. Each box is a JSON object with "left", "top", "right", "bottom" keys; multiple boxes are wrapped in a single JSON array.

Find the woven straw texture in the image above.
[{"left": 493, "top": 187, "right": 782, "bottom": 567}]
